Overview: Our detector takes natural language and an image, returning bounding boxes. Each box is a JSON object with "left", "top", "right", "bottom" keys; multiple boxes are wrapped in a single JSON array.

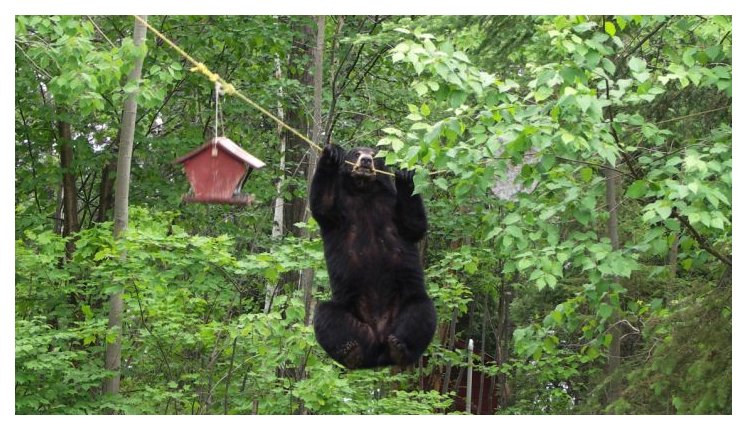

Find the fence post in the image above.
[{"left": 466, "top": 338, "right": 474, "bottom": 414}]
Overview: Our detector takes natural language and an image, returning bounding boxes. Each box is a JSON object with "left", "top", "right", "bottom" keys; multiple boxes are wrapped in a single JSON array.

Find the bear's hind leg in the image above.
[
  {"left": 386, "top": 297, "right": 437, "bottom": 366},
  {"left": 313, "top": 301, "right": 379, "bottom": 369}
]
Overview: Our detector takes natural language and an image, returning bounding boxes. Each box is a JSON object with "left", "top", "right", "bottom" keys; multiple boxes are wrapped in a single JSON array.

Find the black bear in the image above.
[{"left": 310, "top": 144, "right": 436, "bottom": 369}]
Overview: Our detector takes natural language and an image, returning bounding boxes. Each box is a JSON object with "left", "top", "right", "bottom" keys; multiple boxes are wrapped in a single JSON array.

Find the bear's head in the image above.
[
  {"left": 342, "top": 147, "right": 387, "bottom": 178},
  {"left": 340, "top": 147, "right": 390, "bottom": 191}
]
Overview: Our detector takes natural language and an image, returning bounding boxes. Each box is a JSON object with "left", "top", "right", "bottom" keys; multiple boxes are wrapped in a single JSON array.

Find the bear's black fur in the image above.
[{"left": 310, "top": 144, "right": 436, "bottom": 369}]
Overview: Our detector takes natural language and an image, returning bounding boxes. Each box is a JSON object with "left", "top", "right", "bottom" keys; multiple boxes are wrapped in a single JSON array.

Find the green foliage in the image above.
[
  {"left": 16, "top": 317, "right": 112, "bottom": 414},
  {"left": 604, "top": 285, "right": 731, "bottom": 414}
]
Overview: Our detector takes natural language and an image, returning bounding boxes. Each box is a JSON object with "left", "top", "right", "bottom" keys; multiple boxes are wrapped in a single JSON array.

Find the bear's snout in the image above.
[{"left": 357, "top": 154, "right": 373, "bottom": 168}]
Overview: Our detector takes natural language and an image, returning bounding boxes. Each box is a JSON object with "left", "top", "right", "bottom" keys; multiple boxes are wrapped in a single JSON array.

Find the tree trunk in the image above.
[
  {"left": 54, "top": 182, "right": 64, "bottom": 235},
  {"left": 493, "top": 274, "right": 513, "bottom": 411},
  {"left": 669, "top": 233, "right": 680, "bottom": 278},
  {"left": 603, "top": 165, "right": 622, "bottom": 406},
  {"left": 58, "top": 119, "right": 79, "bottom": 256},
  {"left": 301, "top": 15, "right": 324, "bottom": 326},
  {"left": 476, "top": 294, "right": 488, "bottom": 414},
  {"left": 264, "top": 54, "right": 287, "bottom": 314},
  {"left": 294, "top": 19, "right": 325, "bottom": 415},
  {"left": 280, "top": 18, "right": 315, "bottom": 291},
  {"left": 103, "top": 15, "right": 148, "bottom": 400},
  {"left": 96, "top": 151, "right": 118, "bottom": 223},
  {"left": 440, "top": 308, "right": 458, "bottom": 396}
]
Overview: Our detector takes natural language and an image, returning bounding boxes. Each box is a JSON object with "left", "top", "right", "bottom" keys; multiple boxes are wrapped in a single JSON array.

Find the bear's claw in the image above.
[
  {"left": 338, "top": 340, "right": 363, "bottom": 369},
  {"left": 388, "top": 335, "right": 409, "bottom": 366}
]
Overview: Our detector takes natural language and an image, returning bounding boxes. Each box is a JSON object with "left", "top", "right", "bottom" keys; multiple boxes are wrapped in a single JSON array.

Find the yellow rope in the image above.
[{"left": 132, "top": 15, "right": 399, "bottom": 177}]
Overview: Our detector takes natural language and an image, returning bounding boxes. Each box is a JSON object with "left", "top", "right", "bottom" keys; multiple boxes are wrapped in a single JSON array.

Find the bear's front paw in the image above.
[
  {"left": 395, "top": 169, "right": 416, "bottom": 193},
  {"left": 322, "top": 144, "right": 344, "bottom": 168}
]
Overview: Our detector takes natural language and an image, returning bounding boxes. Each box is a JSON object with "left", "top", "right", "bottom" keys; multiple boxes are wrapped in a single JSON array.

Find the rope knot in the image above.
[
  {"left": 189, "top": 62, "right": 209, "bottom": 75},
  {"left": 190, "top": 63, "right": 221, "bottom": 82},
  {"left": 222, "top": 83, "right": 236, "bottom": 95}
]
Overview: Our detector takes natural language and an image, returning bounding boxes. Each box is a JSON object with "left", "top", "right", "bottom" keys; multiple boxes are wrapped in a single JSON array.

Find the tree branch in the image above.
[
  {"left": 604, "top": 78, "right": 642, "bottom": 178},
  {"left": 617, "top": 17, "right": 672, "bottom": 66},
  {"left": 554, "top": 156, "right": 637, "bottom": 179},
  {"left": 673, "top": 210, "right": 731, "bottom": 267}
]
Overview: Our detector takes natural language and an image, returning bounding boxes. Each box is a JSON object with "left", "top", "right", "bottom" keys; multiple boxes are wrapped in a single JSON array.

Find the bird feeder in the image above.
[{"left": 173, "top": 136, "right": 266, "bottom": 205}]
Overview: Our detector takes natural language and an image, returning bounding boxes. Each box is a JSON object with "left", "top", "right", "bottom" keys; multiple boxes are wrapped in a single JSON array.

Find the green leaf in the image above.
[
  {"left": 533, "top": 85, "right": 553, "bottom": 102},
  {"left": 465, "top": 261, "right": 478, "bottom": 274},
  {"left": 655, "top": 201, "right": 673, "bottom": 220},
  {"left": 633, "top": 70, "right": 650, "bottom": 82},
  {"left": 586, "top": 346, "right": 600, "bottom": 360},
  {"left": 625, "top": 180, "right": 648, "bottom": 199},
  {"left": 382, "top": 127, "right": 403, "bottom": 137},
  {"left": 602, "top": 57, "right": 617, "bottom": 75},
  {"left": 682, "top": 258, "right": 693, "bottom": 270},
  {"left": 616, "top": 16, "right": 628, "bottom": 31},
  {"left": 711, "top": 214, "right": 724, "bottom": 230},
  {"left": 551, "top": 310, "right": 563, "bottom": 324},
  {"left": 628, "top": 56, "right": 647, "bottom": 74},
  {"left": 577, "top": 95, "right": 592, "bottom": 113},
  {"left": 453, "top": 51, "right": 471, "bottom": 63},
  {"left": 545, "top": 274, "right": 558, "bottom": 289},
  {"left": 433, "top": 177, "right": 448, "bottom": 190},
  {"left": 485, "top": 226, "right": 503, "bottom": 241},
  {"left": 504, "top": 213, "right": 521, "bottom": 225},
  {"left": 391, "top": 138, "right": 405, "bottom": 152},
  {"left": 413, "top": 81, "right": 428, "bottom": 96},
  {"left": 598, "top": 303, "right": 614, "bottom": 320},
  {"left": 580, "top": 167, "right": 594, "bottom": 182},
  {"left": 517, "top": 259, "right": 533, "bottom": 271},
  {"left": 81, "top": 304, "right": 93, "bottom": 320},
  {"left": 604, "top": 21, "right": 617, "bottom": 37},
  {"left": 672, "top": 396, "right": 684, "bottom": 411}
]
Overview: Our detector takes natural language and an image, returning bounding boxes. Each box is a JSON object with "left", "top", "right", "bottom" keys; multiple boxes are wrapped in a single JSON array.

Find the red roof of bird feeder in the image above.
[{"left": 174, "top": 136, "right": 266, "bottom": 205}]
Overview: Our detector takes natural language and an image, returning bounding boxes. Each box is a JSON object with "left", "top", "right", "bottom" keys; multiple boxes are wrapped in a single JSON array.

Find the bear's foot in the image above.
[
  {"left": 388, "top": 335, "right": 409, "bottom": 366},
  {"left": 337, "top": 340, "right": 363, "bottom": 369}
]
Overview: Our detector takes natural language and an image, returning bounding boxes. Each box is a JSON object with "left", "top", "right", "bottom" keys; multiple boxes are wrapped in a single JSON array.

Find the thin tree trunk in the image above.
[
  {"left": 54, "top": 182, "right": 64, "bottom": 235},
  {"left": 103, "top": 15, "right": 148, "bottom": 400},
  {"left": 669, "top": 233, "right": 680, "bottom": 277},
  {"left": 603, "top": 165, "right": 623, "bottom": 406},
  {"left": 18, "top": 105, "right": 42, "bottom": 214},
  {"left": 441, "top": 308, "right": 458, "bottom": 396},
  {"left": 494, "top": 276, "right": 513, "bottom": 411},
  {"left": 96, "top": 149, "right": 118, "bottom": 223},
  {"left": 476, "top": 294, "right": 488, "bottom": 414},
  {"left": 264, "top": 54, "right": 287, "bottom": 314},
  {"left": 58, "top": 119, "right": 79, "bottom": 256},
  {"left": 301, "top": 15, "right": 324, "bottom": 326},
  {"left": 280, "top": 18, "right": 314, "bottom": 290},
  {"left": 39, "top": 82, "right": 68, "bottom": 237},
  {"left": 288, "top": 17, "right": 324, "bottom": 415}
]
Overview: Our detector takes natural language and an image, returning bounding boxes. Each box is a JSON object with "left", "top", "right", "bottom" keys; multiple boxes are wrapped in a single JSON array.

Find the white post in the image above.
[{"left": 466, "top": 338, "right": 474, "bottom": 414}]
